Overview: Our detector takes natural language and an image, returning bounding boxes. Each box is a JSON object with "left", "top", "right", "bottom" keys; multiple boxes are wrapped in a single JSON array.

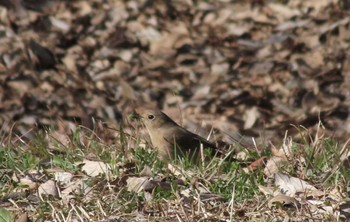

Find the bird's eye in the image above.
[{"left": 147, "top": 115, "right": 155, "bottom": 120}]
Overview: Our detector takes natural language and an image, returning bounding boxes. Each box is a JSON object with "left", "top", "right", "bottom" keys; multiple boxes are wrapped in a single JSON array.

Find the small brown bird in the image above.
[{"left": 135, "top": 107, "right": 218, "bottom": 162}]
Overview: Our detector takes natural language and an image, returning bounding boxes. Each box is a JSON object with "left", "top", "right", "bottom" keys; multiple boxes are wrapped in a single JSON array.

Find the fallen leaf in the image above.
[
  {"left": 243, "top": 106, "right": 260, "bottom": 129},
  {"left": 38, "top": 180, "right": 58, "bottom": 197},
  {"left": 268, "top": 194, "right": 299, "bottom": 209},
  {"left": 126, "top": 176, "right": 151, "bottom": 193},
  {"left": 248, "top": 156, "right": 267, "bottom": 171},
  {"left": 81, "top": 160, "right": 110, "bottom": 177},
  {"left": 264, "top": 156, "right": 287, "bottom": 177},
  {"left": 54, "top": 172, "right": 73, "bottom": 185},
  {"left": 274, "top": 173, "right": 317, "bottom": 196}
]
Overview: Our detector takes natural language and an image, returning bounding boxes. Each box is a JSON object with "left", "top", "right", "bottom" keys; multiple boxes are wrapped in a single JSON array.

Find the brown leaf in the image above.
[{"left": 248, "top": 156, "right": 267, "bottom": 171}]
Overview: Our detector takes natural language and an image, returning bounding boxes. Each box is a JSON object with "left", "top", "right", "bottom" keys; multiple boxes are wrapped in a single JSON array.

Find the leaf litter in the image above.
[{"left": 0, "top": 0, "right": 349, "bottom": 221}]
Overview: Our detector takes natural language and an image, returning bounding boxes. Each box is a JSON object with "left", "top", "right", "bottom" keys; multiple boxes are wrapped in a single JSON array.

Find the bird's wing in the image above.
[{"left": 172, "top": 128, "right": 217, "bottom": 151}]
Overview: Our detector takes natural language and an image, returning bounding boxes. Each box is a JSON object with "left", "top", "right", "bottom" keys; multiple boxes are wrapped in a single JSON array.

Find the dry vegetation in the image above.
[{"left": 0, "top": 0, "right": 350, "bottom": 221}]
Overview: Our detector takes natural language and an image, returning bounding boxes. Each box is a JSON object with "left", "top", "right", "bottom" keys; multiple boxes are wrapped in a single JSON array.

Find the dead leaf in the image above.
[
  {"left": 243, "top": 106, "right": 260, "bottom": 129},
  {"left": 81, "top": 160, "right": 110, "bottom": 177},
  {"left": 274, "top": 173, "right": 317, "bottom": 196},
  {"left": 264, "top": 156, "right": 287, "bottom": 177},
  {"left": 54, "top": 172, "right": 73, "bottom": 185},
  {"left": 268, "top": 195, "right": 299, "bottom": 209},
  {"left": 126, "top": 176, "right": 151, "bottom": 193},
  {"left": 38, "top": 180, "right": 58, "bottom": 197},
  {"left": 15, "top": 212, "right": 28, "bottom": 222},
  {"left": 248, "top": 156, "right": 267, "bottom": 171}
]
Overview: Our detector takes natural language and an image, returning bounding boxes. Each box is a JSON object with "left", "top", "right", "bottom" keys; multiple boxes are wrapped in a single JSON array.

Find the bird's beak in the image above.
[{"left": 130, "top": 110, "right": 143, "bottom": 120}]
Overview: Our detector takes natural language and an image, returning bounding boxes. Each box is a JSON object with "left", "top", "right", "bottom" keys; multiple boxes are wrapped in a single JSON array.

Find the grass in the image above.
[{"left": 0, "top": 123, "right": 349, "bottom": 221}]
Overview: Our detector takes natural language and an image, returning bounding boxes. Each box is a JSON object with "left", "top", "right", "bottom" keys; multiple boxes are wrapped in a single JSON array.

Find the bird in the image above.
[{"left": 135, "top": 107, "right": 218, "bottom": 163}]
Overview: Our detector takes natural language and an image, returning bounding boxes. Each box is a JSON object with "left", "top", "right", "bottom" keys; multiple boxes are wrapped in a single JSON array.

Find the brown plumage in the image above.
[{"left": 135, "top": 107, "right": 217, "bottom": 162}]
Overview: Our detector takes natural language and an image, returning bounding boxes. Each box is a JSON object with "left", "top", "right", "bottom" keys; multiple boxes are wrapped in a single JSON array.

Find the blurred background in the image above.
[{"left": 0, "top": 0, "right": 350, "bottom": 145}]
